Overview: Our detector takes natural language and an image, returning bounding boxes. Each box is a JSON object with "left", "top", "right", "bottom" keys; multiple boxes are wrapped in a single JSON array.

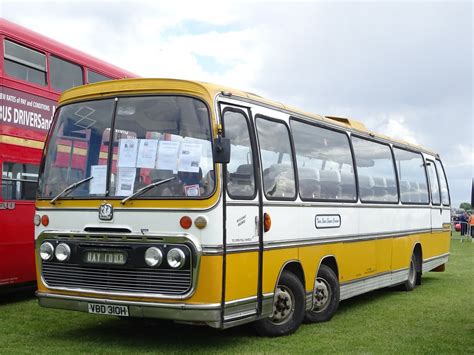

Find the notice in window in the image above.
[
  {"left": 136, "top": 139, "right": 158, "bottom": 168},
  {"left": 116, "top": 167, "right": 136, "bottom": 196},
  {"left": 89, "top": 165, "right": 107, "bottom": 194},
  {"left": 156, "top": 141, "right": 180, "bottom": 172},
  {"left": 178, "top": 143, "right": 202, "bottom": 173},
  {"left": 118, "top": 139, "right": 138, "bottom": 167}
]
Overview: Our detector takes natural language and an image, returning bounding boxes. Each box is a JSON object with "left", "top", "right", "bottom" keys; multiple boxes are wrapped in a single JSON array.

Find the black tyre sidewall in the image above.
[
  {"left": 304, "top": 264, "right": 339, "bottom": 323},
  {"left": 254, "top": 271, "right": 305, "bottom": 337},
  {"left": 404, "top": 255, "right": 417, "bottom": 291}
]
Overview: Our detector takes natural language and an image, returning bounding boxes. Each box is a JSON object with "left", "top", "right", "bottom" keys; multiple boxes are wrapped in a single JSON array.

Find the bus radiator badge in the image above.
[{"left": 99, "top": 203, "right": 113, "bottom": 221}]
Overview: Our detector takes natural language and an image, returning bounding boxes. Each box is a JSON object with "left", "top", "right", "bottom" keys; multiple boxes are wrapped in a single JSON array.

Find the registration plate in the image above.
[
  {"left": 83, "top": 250, "right": 127, "bottom": 265},
  {"left": 88, "top": 303, "right": 129, "bottom": 316}
]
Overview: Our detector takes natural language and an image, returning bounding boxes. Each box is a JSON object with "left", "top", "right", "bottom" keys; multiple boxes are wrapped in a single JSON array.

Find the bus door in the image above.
[{"left": 220, "top": 103, "right": 262, "bottom": 324}]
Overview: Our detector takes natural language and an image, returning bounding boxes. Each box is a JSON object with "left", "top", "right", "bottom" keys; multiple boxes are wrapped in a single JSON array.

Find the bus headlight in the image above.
[
  {"left": 40, "top": 242, "right": 54, "bottom": 261},
  {"left": 144, "top": 247, "right": 163, "bottom": 267},
  {"left": 167, "top": 248, "right": 185, "bottom": 269},
  {"left": 54, "top": 243, "right": 71, "bottom": 262}
]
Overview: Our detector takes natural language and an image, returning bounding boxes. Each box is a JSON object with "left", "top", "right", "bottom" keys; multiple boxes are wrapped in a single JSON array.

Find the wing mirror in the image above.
[{"left": 213, "top": 136, "right": 231, "bottom": 164}]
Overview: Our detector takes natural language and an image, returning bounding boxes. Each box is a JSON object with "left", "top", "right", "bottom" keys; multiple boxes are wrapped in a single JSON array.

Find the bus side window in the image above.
[
  {"left": 50, "top": 55, "right": 84, "bottom": 92},
  {"left": 393, "top": 148, "right": 429, "bottom": 204},
  {"left": 3, "top": 39, "right": 47, "bottom": 86},
  {"left": 223, "top": 110, "right": 256, "bottom": 199},
  {"left": 256, "top": 117, "right": 296, "bottom": 200},
  {"left": 352, "top": 137, "right": 398, "bottom": 203},
  {"left": 87, "top": 69, "right": 113, "bottom": 84},
  {"left": 291, "top": 119, "right": 356, "bottom": 201},
  {"left": 1, "top": 162, "right": 39, "bottom": 200},
  {"left": 435, "top": 160, "right": 450, "bottom": 206},
  {"left": 426, "top": 160, "right": 441, "bottom": 205}
]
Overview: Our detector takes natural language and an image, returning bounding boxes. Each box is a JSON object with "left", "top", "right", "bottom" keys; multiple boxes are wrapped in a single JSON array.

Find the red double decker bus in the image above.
[{"left": 0, "top": 19, "right": 136, "bottom": 290}]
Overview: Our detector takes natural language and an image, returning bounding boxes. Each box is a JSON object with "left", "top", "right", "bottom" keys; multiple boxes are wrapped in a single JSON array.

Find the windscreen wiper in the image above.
[
  {"left": 121, "top": 177, "right": 176, "bottom": 205},
  {"left": 49, "top": 176, "right": 93, "bottom": 205}
]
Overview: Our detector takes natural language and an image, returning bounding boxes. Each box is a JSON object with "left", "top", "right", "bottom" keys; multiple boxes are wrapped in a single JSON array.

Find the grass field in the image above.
[{"left": 1, "top": 238, "right": 473, "bottom": 354}]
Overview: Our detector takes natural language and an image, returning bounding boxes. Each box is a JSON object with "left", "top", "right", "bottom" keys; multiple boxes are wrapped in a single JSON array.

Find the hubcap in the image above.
[
  {"left": 312, "top": 278, "right": 331, "bottom": 312},
  {"left": 271, "top": 285, "right": 295, "bottom": 324}
]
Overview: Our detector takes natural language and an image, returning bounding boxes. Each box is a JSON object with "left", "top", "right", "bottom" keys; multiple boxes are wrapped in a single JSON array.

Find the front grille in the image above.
[{"left": 42, "top": 262, "right": 192, "bottom": 295}]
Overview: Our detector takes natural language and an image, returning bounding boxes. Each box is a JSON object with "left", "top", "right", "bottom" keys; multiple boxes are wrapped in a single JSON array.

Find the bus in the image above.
[
  {"left": 0, "top": 18, "right": 136, "bottom": 291},
  {"left": 34, "top": 78, "right": 451, "bottom": 336}
]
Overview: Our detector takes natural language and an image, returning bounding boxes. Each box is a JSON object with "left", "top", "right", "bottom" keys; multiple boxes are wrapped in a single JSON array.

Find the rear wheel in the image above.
[
  {"left": 304, "top": 264, "right": 339, "bottom": 323},
  {"left": 403, "top": 255, "right": 417, "bottom": 291},
  {"left": 254, "top": 271, "right": 305, "bottom": 337}
]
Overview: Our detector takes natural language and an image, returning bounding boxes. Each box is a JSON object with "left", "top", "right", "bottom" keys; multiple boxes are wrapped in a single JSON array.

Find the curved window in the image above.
[
  {"left": 393, "top": 148, "right": 429, "bottom": 204},
  {"left": 352, "top": 137, "right": 398, "bottom": 203},
  {"left": 426, "top": 160, "right": 441, "bottom": 205},
  {"left": 435, "top": 160, "right": 450, "bottom": 206},
  {"left": 256, "top": 117, "right": 296, "bottom": 199},
  {"left": 291, "top": 119, "right": 356, "bottom": 201},
  {"left": 223, "top": 110, "right": 255, "bottom": 199}
]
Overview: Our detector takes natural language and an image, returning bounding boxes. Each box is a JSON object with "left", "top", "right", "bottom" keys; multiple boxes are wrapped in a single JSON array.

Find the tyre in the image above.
[
  {"left": 254, "top": 270, "right": 305, "bottom": 337},
  {"left": 304, "top": 264, "right": 340, "bottom": 323},
  {"left": 403, "top": 254, "right": 417, "bottom": 291}
]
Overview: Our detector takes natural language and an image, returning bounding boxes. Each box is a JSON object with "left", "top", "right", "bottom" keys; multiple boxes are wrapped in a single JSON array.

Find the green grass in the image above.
[{"left": 1, "top": 240, "right": 473, "bottom": 354}]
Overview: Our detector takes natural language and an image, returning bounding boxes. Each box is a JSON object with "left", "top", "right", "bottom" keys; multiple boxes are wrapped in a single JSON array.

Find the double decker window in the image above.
[
  {"left": 3, "top": 40, "right": 47, "bottom": 86},
  {"left": 87, "top": 70, "right": 113, "bottom": 84},
  {"left": 1, "top": 162, "right": 39, "bottom": 200},
  {"left": 50, "top": 56, "right": 84, "bottom": 92}
]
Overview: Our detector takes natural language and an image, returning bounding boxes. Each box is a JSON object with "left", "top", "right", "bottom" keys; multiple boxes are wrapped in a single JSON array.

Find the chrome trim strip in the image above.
[
  {"left": 37, "top": 231, "right": 202, "bottom": 300},
  {"left": 201, "top": 228, "right": 436, "bottom": 254}
]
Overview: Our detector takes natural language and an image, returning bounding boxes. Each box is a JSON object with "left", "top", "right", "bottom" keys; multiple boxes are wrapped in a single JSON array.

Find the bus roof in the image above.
[
  {"left": 58, "top": 78, "right": 436, "bottom": 155},
  {"left": 0, "top": 18, "right": 137, "bottom": 79}
]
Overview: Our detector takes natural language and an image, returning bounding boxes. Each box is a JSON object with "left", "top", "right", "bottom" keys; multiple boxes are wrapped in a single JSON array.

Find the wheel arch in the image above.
[
  {"left": 412, "top": 242, "right": 423, "bottom": 274},
  {"left": 275, "top": 260, "right": 306, "bottom": 292},
  {"left": 317, "top": 255, "right": 339, "bottom": 280}
]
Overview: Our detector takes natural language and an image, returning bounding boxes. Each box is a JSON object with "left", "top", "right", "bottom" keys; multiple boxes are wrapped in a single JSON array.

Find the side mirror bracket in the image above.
[{"left": 213, "top": 124, "right": 231, "bottom": 164}]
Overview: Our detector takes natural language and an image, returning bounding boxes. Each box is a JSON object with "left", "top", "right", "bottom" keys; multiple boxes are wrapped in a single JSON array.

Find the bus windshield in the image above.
[{"left": 38, "top": 96, "right": 215, "bottom": 200}]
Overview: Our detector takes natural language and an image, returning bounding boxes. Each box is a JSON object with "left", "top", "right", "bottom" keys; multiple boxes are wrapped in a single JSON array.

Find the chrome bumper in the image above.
[{"left": 37, "top": 292, "right": 222, "bottom": 327}]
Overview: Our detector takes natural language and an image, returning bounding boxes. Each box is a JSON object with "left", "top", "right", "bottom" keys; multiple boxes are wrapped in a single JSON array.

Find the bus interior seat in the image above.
[
  {"left": 358, "top": 175, "right": 375, "bottom": 201},
  {"left": 319, "top": 170, "right": 341, "bottom": 199},
  {"left": 399, "top": 180, "right": 411, "bottom": 202},
  {"left": 373, "top": 176, "right": 388, "bottom": 200},
  {"left": 340, "top": 171, "right": 356, "bottom": 199},
  {"left": 386, "top": 177, "right": 397, "bottom": 197},
  {"left": 228, "top": 164, "right": 254, "bottom": 196},
  {"left": 298, "top": 168, "right": 320, "bottom": 199},
  {"left": 263, "top": 164, "right": 295, "bottom": 198}
]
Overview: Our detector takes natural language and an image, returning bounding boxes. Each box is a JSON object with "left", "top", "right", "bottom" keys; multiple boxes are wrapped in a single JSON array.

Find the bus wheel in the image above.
[
  {"left": 254, "top": 271, "right": 305, "bottom": 337},
  {"left": 403, "top": 255, "right": 417, "bottom": 291},
  {"left": 304, "top": 265, "right": 339, "bottom": 323}
]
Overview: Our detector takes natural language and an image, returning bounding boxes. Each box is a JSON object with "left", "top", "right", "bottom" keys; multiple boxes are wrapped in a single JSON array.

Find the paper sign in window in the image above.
[
  {"left": 178, "top": 143, "right": 202, "bottom": 173},
  {"left": 156, "top": 141, "right": 180, "bottom": 172},
  {"left": 136, "top": 139, "right": 158, "bottom": 168},
  {"left": 89, "top": 165, "right": 107, "bottom": 194},
  {"left": 116, "top": 167, "right": 136, "bottom": 196},
  {"left": 117, "top": 139, "right": 138, "bottom": 168}
]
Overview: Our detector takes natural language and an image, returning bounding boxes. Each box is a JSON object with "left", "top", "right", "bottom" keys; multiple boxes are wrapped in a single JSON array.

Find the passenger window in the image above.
[
  {"left": 393, "top": 148, "right": 429, "bottom": 204},
  {"left": 223, "top": 110, "right": 255, "bottom": 199},
  {"left": 426, "top": 160, "right": 441, "bottom": 205},
  {"left": 3, "top": 39, "right": 47, "bottom": 86},
  {"left": 50, "top": 56, "right": 84, "bottom": 92},
  {"left": 291, "top": 119, "right": 356, "bottom": 201},
  {"left": 352, "top": 137, "right": 398, "bottom": 203},
  {"left": 1, "top": 162, "right": 39, "bottom": 200},
  {"left": 256, "top": 117, "right": 296, "bottom": 199},
  {"left": 435, "top": 160, "right": 450, "bottom": 206},
  {"left": 87, "top": 70, "right": 113, "bottom": 84}
]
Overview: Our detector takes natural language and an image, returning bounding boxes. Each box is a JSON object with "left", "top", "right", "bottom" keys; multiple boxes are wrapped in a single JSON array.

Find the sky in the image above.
[{"left": 1, "top": 0, "right": 472, "bottom": 207}]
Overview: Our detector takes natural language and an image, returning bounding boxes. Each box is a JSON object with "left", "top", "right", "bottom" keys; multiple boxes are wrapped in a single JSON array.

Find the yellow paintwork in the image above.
[{"left": 0, "top": 134, "right": 44, "bottom": 149}]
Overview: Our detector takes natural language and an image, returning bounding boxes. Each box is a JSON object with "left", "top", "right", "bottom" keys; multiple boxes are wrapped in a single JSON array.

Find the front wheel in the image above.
[
  {"left": 254, "top": 271, "right": 305, "bottom": 337},
  {"left": 304, "top": 264, "right": 340, "bottom": 323}
]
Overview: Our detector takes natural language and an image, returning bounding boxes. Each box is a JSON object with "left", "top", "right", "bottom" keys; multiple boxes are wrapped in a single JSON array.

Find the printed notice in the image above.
[
  {"left": 89, "top": 165, "right": 107, "bottom": 194},
  {"left": 178, "top": 143, "right": 202, "bottom": 173},
  {"left": 116, "top": 167, "right": 137, "bottom": 196},
  {"left": 156, "top": 141, "right": 180, "bottom": 172},
  {"left": 118, "top": 139, "right": 138, "bottom": 167},
  {"left": 136, "top": 139, "right": 158, "bottom": 168}
]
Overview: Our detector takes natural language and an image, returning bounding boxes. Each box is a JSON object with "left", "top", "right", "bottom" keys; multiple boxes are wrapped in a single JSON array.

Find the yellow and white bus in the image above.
[{"left": 34, "top": 79, "right": 451, "bottom": 336}]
